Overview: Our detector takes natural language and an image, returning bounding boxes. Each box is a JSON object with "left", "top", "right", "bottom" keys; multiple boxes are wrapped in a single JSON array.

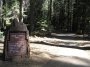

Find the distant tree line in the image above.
[{"left": 0, "top": 0, "right": 90, "bottom": 36}]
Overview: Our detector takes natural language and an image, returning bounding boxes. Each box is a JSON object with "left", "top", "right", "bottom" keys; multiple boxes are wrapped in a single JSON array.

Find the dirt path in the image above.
[
  {"left": 30, "top": 43, "right": 90, "bottom": 67},
  {"left": 0, "top": 36, "right": 90, "bottom": 67},
  {"left": 30, "top": 36, "right": 90, "bottom": 67}
]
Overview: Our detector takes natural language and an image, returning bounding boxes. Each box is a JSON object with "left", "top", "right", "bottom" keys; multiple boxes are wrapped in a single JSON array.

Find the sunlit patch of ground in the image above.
[
  {"left": 31, "top": 43, "right": 90, "bottom": 59},
  {"left": 0, "top": 43, "right": 3, "bottom": 53}
]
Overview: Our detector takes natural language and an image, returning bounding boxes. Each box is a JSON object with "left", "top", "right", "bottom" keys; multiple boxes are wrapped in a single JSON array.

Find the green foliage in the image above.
[
  {"left": 3, "top": 0, "right": 19, "bottom": 25},
  {"left": 37, "top": 20, "right": 48, "bottom": 32},
  {"left": 27, "top": 0, "right": 54, "bottom": 36},
  {"left": 0, "top": 31, "right": 3, "bottom": 38},
  {"left": 1, "top": 0, "right": 90, "bottom": 36}
]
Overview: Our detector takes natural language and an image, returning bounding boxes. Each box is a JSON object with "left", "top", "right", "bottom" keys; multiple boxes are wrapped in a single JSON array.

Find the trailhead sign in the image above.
[{"left": 3, "top": 20, "right": 30, "bottom": 62}]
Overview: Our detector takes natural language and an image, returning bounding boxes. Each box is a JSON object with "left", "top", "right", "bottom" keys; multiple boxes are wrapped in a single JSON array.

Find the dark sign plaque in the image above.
[
  {"left": 7, "top": 32, "right": 27, "bottom": 56},
  {"left": 9, "top": 32, "right": 26, "bottom": 41}
]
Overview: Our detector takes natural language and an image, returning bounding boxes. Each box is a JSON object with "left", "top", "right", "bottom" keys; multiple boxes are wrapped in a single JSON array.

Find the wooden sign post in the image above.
[{"left": 3, "top": 19, "right": 30, "bottom": 62}]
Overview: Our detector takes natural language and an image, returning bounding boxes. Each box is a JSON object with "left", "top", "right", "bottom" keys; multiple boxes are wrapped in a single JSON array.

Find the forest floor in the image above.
[{"left": 0, "top": 33, "right": 90, "bottom": 67}]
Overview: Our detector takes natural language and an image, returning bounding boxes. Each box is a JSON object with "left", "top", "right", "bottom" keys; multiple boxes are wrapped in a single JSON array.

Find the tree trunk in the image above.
[
  {"left": 47, "top": 0, "right": 52, "bottom": 33},
  {"left": 19, "top": 0, "right": 23, "bottom": 22}
]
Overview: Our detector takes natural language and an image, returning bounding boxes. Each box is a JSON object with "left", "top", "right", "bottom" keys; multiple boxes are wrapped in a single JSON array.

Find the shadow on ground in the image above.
[
  {"left": 30, "top": 52, "right": 90, "bottom": 67},
  {"left": 43, "top": 59, "right": 90, "bottom": 67},
  {"left": 46, "top": 33, "right": 90, "bottom": 41},
  {"left": 0, "top": 53, "right": 3, "bottom": 60},
  {"left": 31, "top": 41, "right": 90, "bottom": 50}
]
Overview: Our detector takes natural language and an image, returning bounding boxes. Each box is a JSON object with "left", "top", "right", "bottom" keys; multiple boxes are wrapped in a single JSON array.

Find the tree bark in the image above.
[{"left": 19, "top": 0, "right": 23, "bottom": 22}]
